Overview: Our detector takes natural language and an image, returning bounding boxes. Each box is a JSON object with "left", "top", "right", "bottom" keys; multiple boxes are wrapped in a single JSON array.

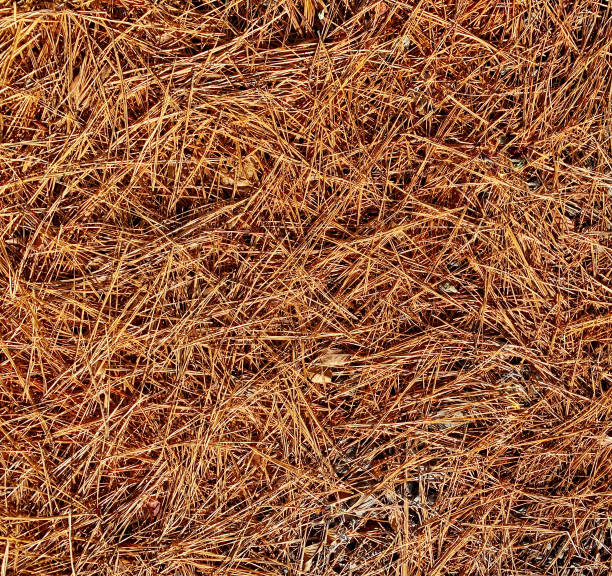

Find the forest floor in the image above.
[{"left": 1, "top": 1, "right": 612, "bottom": 575}]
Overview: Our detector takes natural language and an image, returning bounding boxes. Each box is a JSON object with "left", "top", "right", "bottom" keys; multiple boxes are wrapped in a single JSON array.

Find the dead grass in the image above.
[{"left": 1, "top": 0, "right": 612, "bottom": 575}]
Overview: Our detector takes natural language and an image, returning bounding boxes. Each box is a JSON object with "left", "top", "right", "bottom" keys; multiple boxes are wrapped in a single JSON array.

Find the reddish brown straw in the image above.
[{"left": 1, "top": 1, "right": 612, "bottom": 575}]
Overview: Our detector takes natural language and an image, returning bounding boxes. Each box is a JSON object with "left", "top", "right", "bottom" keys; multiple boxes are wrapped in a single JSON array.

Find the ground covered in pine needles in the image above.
[{"left": 1, "top": 1, "right": 612, "bottom": 575}]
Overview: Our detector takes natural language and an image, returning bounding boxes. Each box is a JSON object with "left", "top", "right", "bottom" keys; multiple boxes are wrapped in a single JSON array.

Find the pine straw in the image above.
[{"left": 1, "top": 0, "right": 612, "bottom": 575}]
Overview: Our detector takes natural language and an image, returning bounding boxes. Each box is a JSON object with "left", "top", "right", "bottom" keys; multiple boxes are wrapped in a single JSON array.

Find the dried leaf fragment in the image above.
[
  {"left": 145, "top": 497, "right": 161, "bottom": 517},
  {"left": 307, "top": 369, "right": 332, "bottom": 384},
  {"left": 439, "top": 281, "right": 458, "bottom": 294},
  {"left": 219, "top": 156, "right": 258, "bottom": 187},
  {"left": 319, "top": 350, "right": 350, "bottom": 368},
  {"left": 600, "top": 435, "right": 612, "bottom": 447},
  {"left": 302, "top": 541, "right": 320, "bottom": 572},
  {"left": 434, "top": 409, "right": 467, "bottom": 430}
]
